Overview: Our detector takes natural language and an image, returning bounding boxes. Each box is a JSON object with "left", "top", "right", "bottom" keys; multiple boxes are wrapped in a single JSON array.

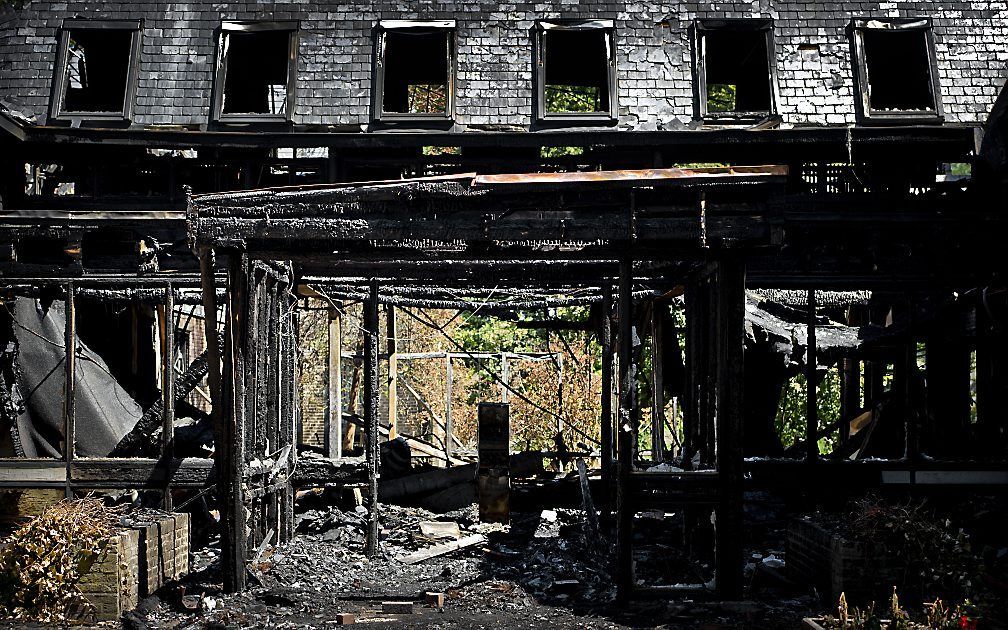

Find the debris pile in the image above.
[{"left": 0, "top": 498, "right": 118, "bottom": 622}]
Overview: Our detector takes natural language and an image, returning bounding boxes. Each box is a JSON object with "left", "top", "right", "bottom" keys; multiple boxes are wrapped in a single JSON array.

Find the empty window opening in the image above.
[
  {"left": 219, "top": 28, "right": 293, "bottom": 116},
  {"left": 862, "top": 29, "right": 935, "bottom": 111},
  {"left": 542, "top": 29, "right": 611, "bottom": 114},
  {"left": 60, "top": 29, "right": 132, "bottom": 113},
  {"left": 701, "top": 28, "right": 773, "bottom": 114},
  {"left": 380, "top": 29, "right": 450, "bottom": 115}
]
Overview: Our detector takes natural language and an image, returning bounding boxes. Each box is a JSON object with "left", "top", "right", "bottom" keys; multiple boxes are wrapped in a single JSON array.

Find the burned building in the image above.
[{"left": 0, "top": 0, "right": 1006, "bottom": 623}]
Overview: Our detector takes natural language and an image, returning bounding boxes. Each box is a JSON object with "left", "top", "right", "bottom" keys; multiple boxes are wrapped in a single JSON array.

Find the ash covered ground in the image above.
[{"left": 118, "top": 500, "right": 819, "bottom": 629}]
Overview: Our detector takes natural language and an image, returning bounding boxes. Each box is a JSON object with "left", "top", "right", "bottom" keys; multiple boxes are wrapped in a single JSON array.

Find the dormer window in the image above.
[
  {"left": 373, "top": 20, "right": 455, "bottom": 125},
  {"left": 693, "top": 19, "right": 777, "bottom": 121},
  {"left": 534, "top": 20, "right": 617, "bottom": 124},
  {"left": 848, "top": 18, "right": 943, "bottom": 125},
  {"left": 50, "top": 19, "right": 141, "bottom": 122},
  {"left": 212, "top": 21, "right": 298, "bottom": 123}
]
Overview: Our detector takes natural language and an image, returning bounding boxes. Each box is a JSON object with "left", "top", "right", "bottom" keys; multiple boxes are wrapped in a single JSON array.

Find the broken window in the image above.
[
  {"left": 374, "top": 21, "right": 455, "bottom": 122},
  {"left": 848, "top": 19, "right": 943, "bottom": 124},
  {"left": 50, "top": 20, "right": 141, "bottom": 121},
  {"left": 214, "top": 22, "right": 298, "bottom": 121},
  {"left": 534, "top": 20, "right": 617, "bottom": 122},
  {"left": 693, "top": 19, "right": 777, "bottom": 119}
]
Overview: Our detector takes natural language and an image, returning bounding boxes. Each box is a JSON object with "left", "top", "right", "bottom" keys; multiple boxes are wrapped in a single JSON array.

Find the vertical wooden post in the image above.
[
  {"left": 840, "top": 308, "right": 861, "bottom": 444},
  {"left": 163, "top": 284, "right": 176, "bottom": 510},
  {"left": 902, "top": 301, "right": 918, "bottom": 462},
  {"left": 326, "top": 307, "right": 342, "bottom": 459},
  {"left": 806, "top": 289, "right": 819, "bottom": 462},
  {"left": 683, "top": 280, "right": 698, "bottom": 464},
  {"left": 444, "top": 354, "right": 454, "bottom": 462},
  {"left": 651, "top": 301, "right": 665, "bottom": 461},
  {"left": 200, "top": 248, "right": 247, "bottom": 593},
  {"left": 715, "top": 259, "right": 745, "bottom": 599},
  {"left": 280, "top": 280, "right": 296, "bottom": 542},
  {"left": 615, "top": 258, "right": 635, "bottom": 601},
  {"left": 386, "top": 305, "right": 398, "bottom": 440},
  {"left": 224, "top": 252, "right": 248, "bottom": 592},
  {"left": 599, "top": 285, "right": 614, "bottom": 492},
  {"left": 364, "top": 280, "right": 380, "bottom": 557},
  {"left": 64, "top": 281, "right": 75, "bottom": 499}
]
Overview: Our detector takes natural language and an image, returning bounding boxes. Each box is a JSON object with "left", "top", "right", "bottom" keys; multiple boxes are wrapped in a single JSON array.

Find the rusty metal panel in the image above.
[{"left": 477, "top": 402, "right": 509, "bottom": 524}]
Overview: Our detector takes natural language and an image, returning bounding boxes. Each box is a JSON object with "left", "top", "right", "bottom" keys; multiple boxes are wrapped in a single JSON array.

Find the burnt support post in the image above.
[
  {"left": 839, "top": 308, "right": 861, "bottom": 444},
  {"left": 683, "top": 280, "right": 698, "bottom": 464},
  {"left": 64, "top": 281, "right": 75, "bottom": 499},
  {"left": 651, "top": 300, "right": 665, "bottom": 461},
  {"left": 615, "top": 258, "right": 636, "bottom": 601},
  {"left": 200, "top": 247, "right": 246, "bottom": 593},
  {"left": 715, "top": 259, "right": 745, "bottom": 598},
  {"left": 805, "top": 289, "right": 819, "bottom": 462},
  {"left": 162, "top": 284, "right": 176, "bottom": 510},
  {"left": 599, "top": 284, "right": 614, "bottom": 495},
  {"left": 364, "top": 279, "right": 380, "bottom": 557}
]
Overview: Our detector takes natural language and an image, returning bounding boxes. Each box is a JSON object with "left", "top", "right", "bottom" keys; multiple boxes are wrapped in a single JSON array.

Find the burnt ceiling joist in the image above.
[{"left": 2, "top": 121, "right": 977, "bottom": 164}]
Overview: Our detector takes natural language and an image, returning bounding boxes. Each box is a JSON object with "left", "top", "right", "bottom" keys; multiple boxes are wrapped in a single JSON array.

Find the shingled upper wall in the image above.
[{"left": 0, "top": 0, "right": 1005, "bottom": 130}]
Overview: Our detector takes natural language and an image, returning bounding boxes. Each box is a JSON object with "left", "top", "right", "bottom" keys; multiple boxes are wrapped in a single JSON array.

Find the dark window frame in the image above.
[
  {"left": 533, "top": 19, "right": 618, "bottom": 125},
  {"left": 49, "top": 19, "right": 143, "bottom": 123},
  {"left": 847, "top": 18, "right": 943, "bottom": 125},
  {"left": 692, "top": 18, "right": 779, "bottom": 122},
  {"left": 372, "top": 20, "right": 457, "bottom": 126},
  {"left": 211, "top": 21, "right": 299, "bottom": 125}
]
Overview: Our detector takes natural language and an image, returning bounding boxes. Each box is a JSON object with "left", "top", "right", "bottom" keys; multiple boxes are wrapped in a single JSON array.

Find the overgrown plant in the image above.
[
  {"left": 0, "top": 498, "right": 118, "bottom": 622},
  {"left": 823, "top": 590, "right": 978, "bottom": 630}
]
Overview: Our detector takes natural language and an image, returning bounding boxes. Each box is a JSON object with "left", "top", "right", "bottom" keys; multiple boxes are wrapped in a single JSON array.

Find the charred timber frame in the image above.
[{"left": 364, "top": 279, "right": 381, "bottom": 557}]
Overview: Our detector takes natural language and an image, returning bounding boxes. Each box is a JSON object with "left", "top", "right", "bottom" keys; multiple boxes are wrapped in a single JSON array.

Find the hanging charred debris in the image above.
[{"left": 1, "top": 0, "right": 1007, "bottom": 627}]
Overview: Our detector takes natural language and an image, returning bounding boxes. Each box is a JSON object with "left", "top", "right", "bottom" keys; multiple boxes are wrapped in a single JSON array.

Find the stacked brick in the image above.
[
  {"left": 78, "top": 511, "right": 190, "bottom": 621},
  {"left": 0, "top": 0, "right": 1003, "bottom": 130}
]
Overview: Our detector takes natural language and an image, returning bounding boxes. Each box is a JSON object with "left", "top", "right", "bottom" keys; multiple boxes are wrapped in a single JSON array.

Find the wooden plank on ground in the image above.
[{"left": 399, "top": 534, "right": 486, "bottom": 565}]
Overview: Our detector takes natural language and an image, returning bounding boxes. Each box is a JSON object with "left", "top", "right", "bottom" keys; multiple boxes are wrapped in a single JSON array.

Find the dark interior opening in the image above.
[
  {"left": 61, "top": 29, "right": 132, "bottom": 114},
  {"left": 703, "top": 29, "right": 772, "bottom": 114},
  {"left": 863, "top": 29, "right": 934, "bottom": 112},
  {"left": 221, "top": 30, "right": 291, "bottom": 116},
  {"left": 381, "top": 29, "right": 450, "bottom": 114},
  {"left": 542, "top": 29, "right": 611, "bottom": 114}
]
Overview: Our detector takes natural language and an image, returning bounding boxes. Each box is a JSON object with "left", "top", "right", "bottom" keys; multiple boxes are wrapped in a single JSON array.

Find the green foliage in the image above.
[
  {"left": 544, "top": 84, "right": 601, "bottom": 113},
  {"left": 422, "top": 146, "right": 461, "bottom": 156},
  {"left": 776, "top": 367, "right": 841, "bottom": 454},
  {"left": 706, "top": 83, "right": 737, "bottom": 113},
  {"left": 540, "top": 145, "right": 585, "bottom": 158},
  {"left": 949, "top": 162, "right": 972, "bottom": 177},
  {"left": 406, "top": 83, "right": 446, "bottom": 113}
]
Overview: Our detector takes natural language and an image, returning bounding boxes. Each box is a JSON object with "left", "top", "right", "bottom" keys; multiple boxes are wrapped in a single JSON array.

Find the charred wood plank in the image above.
[{"left": 107, "top": 334, "right": 224, "bottom": 457}]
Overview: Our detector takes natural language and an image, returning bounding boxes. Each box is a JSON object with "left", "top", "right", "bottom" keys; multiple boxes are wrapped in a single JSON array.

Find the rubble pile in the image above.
[{"left": 0, "top": 498, "right": 119, "bottom": 623}]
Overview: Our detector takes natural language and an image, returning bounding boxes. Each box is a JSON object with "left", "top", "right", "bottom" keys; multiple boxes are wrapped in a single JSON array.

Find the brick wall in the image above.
[
  {"left": 79, "top": 511, "right": 190, "bottom": 621},
  {"left": 0, "top": 0, "right": 1004, "bottom": 129}
]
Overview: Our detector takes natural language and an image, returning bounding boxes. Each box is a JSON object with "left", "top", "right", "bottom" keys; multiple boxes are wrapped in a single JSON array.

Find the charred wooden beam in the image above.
[
  {"left": 599, "top": 284, "right": 614, "bottom": 499},
  {"left": 714, "top": 258, "right": 745, "bottom": 599},
  {"left": 107, "top": 334, "right": 223, "bottom": 457},
  {"left": 63, "top": 281, "right": 75, "bottom": 499},
  {"left": 162, "top": 283, "right": 176, "bottom": 510},
  {"left": 806, "top": 288, "right": 819, "bottom": 462},
  {"left": 223, "top": 251, "right": 249, "bottom": 593},
  {"left": 615, "top": 258, "right": 635, "bottom": 602},
  {"left": 363, "top": 278, "right": 380, "bottom": 557}
]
